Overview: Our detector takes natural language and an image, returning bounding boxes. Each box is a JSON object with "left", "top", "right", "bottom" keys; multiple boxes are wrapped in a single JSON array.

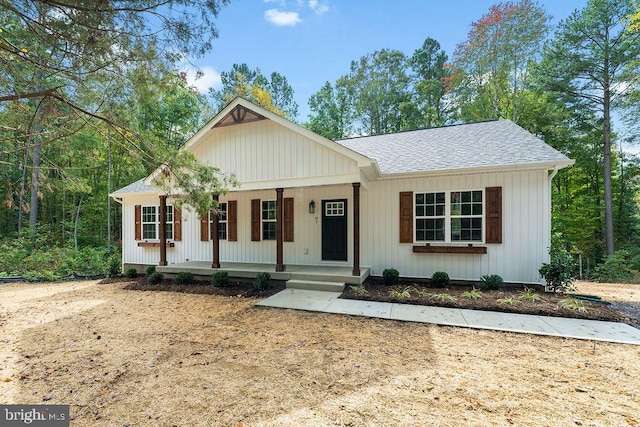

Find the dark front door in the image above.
[{"left": 322, "top": 199, "right": 348, "bottom": 261}]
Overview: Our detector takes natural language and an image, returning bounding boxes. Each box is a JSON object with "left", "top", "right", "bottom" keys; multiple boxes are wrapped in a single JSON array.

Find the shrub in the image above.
[
  {"left": 389, "top": 288, "right": 411, "bottom": 299},
  {"left": 254, "top": 272, "right": 271, "bottom": 291},
  {"left": 539, "top": 252, "right": 575, "bottom": 293},
  {"left": 108, "top": 255, "right": 121, "bottom": 277},
  {"left": 593, "top": 250, "right": 639, "bottom": 283},
  {"left": 126, "top": 267, "right": 138, "bottom": 279},
  {"left": 559, "top": 297, "right": 589, "bottom": 313},
  {"left": 478, "top": 274, "right": 504, "bottom": 291},
  {"left": 147, "top": 271, "right": 164, "bottom": 284},
  {"left": 212, "top": 271, "right": 230, "bottom": 287},
  {"left": 175, "top": 271, "right": 194, "bottom": 285},
  {"left": 497, "top": 297, "right": 520, "bottom": 306},
  {"left": 349, "top": 284, "right": 368, "bottom": 296},
  {"left": 462, "top": 288, "right": 483, "bottom": 299},
  {"left": 431, "top": 271, "right": 450, "bottom": 287},
  {"left": 382, "top": 268, "right": 400, "bottom": 285},
  {"left": 145, "top": 265, "right": 156, "bottom": 276},
  {"left": 430, "top": 293, "right": 456, "bottom": 303},
  {"left": 518, "top": 287, "right": 541, "bottom": 302}
]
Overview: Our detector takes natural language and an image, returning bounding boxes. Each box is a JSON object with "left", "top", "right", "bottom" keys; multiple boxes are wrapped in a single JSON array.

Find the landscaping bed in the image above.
[{"left": 341, "top": 276, "right": 640, "bottom": 326}]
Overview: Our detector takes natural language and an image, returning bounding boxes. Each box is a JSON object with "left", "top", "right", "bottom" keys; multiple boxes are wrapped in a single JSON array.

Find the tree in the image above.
[
  {"left": 536, "top": 0, "right": 640, "bottom": 255},
  {"left": 307, "top": 79, "right": 354, "bottom": 139},
  {"left": 345, "top": 49, "right": 414, "bottom": 135},
  {"left": 409, "top": 37, "right": 452, "bottom": 127},
  {"left": 210, "top": 64, "right": 299, "bottom": 120},
  {"left": 451, "top": 0, "right": 550, "bottom": 122}
]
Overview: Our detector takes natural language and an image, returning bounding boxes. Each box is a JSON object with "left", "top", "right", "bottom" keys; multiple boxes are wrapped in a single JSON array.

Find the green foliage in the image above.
[
  {"left": 145, "top": 265, "right": 157, "bottom": 276},
  {"left": 462, "top": 288, "right": 483, "bottom": 300},
  {"left": 478, "top": 274, "right": 505, "bottom": 291},
  {"left": 389, "top": 288, "right": 411, "bottom": 299},
  {"left": 212, "top": 271, "right": 230, "bottom": 287},
  {"left": 349, "top": 284, "right": 368, "bottom": 296},
  {"left": 430, "top": 293, "right": 456, "bottom": 303},
  {"left": 382, "top": 268, "right": 400, "bottom": 285},
  {"left": 497, "top": 297, "right": 520, "bottom": 306},
  {"left": 174, "top": 272, "right": 194, "bottom": 285},
  {"left": 147, "top": 272, "right": 164, "bottom": 285},
  {"left": 593, "top": 250, "right": 640, "bottom": 283},
  {"left": 431, "top": 271, "right": 450, "bottom": 287},
  {"left": 108, "top": 255, "right": 122, "bottom": 277},
  {"left": 559, "top": 298, "right": 590, "bottom": 313},
  {"left": 126, "top": 268, "right": 139, "bottom": 279},
  {"left": 518, "top": 287, "right": 541, "bottom": 302},
  {"left": 253, "top": 272, "right": 271, "bottom": 291},
  {"left": 539, "top": 251, "right": 576, "bottom": 294}
]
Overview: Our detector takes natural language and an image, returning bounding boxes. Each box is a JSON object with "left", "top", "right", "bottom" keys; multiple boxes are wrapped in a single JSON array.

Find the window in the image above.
[
  {"left": 324, "top": 201, "right": 345, "bottom": 216},
  {"left": 209, "top": 202, "right": 227, "bottom": 240},
  {"left": 141, "top": 205, "right": 173, "bottom": 240},
  {"left": 415, "top": 192, "right": 445, "bottom": 241},
  {"left": 415, "top": 190, "right": 483, "bottom": 243},
  {"left": 262, "top": 200, "right": 277, "bottom": 240}
]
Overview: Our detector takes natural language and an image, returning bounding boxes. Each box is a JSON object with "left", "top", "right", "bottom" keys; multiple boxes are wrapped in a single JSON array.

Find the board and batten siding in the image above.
[
  {"left": 360, "top": 169, "right": 550, "bottom": 284},
  {"left": 189, "top": 120, "right": 360, "bottom": 186}
]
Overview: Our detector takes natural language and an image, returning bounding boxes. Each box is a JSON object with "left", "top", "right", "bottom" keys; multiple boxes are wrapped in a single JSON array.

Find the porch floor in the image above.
[{"left": 156, "top": 261, "right": 370, "bottom": 285}]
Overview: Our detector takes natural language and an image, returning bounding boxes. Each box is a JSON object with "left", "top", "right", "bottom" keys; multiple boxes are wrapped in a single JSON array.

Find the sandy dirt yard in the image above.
[{"left": 0, "top": 280, "right": 639, "bottom": 426}]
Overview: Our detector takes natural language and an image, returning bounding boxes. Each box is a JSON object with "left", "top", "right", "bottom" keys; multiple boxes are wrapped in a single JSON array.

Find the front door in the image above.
[{"left": 321, "top": 199, "right": 348, "bottom": 261}]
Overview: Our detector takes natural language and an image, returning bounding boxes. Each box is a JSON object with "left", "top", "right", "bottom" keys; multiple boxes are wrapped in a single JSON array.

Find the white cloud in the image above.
[
  {"left": 264, "top": 9, "right": 301, "bottom": 26},
  {"left": 308, "top": 0, "right": 329, "bottom": 14},
  {"left": 183, "top": 66, "right": 222, "bottom": 93}
]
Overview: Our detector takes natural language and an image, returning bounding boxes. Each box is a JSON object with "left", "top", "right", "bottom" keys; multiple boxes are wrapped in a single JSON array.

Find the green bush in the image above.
[
  {"left": 478, "top": 274, "right": 504, "bottom": 290},
  {"left": 539, "top": 251, "right": 575, "bottom": 294},
  {"left": 254, "top": 272, "right": 271, "bottom": 291},
  {"left": 175, "top": 271, "right": 194, "bottom": 285},
  {"left": 212, "top": 271, "right": 230, "bottom": 287},
  {"left": 108, "top": 255, "right": 121, "bottom": 277},
  {"left": 382, "top": 268, "right": 400, "bottom": 285},
  {"left": 126, "top": 267, "right": 139, "bottom": 278},
  {"left": 431, "top": 271, "right": 450, "bottom": 287},
  {"left": 147, "top": 271, "right": 164, "bottom": 284},
  {"left": 593, "top": 250, "right": 639, "bottom": 283},
  {"left": 145, "top": 265, "right": 156, "bottom": 276}
]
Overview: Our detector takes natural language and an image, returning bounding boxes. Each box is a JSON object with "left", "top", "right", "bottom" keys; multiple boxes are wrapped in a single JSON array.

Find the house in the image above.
[{"left": 111, "top": 97, "right": 573, "bottom": 285}]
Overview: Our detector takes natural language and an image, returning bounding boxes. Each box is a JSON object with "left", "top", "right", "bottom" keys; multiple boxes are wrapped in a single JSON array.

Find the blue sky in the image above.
[{"left": 184, "top": 0, "right": 589, "bottom": 122}]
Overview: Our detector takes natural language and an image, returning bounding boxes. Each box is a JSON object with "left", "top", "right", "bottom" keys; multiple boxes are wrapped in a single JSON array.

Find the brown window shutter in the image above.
[
  {"left": 485, "top": 186, "right": 503, "bottom": 244},
  {"left": 399, "top": 192, "right": 413, "bottom": 243},
  {"left": 200, "top": 213, "right": 209, "bottom": 242},
  {"left": 228, "top": 201, "right": 238, "bottom": 241},
  {"left": 251, "top": 199, "right": 261, "bottom": 241},
  {"left": 134, "top": 205, "right": 141, "bottom": 240},
  {"left": 284, "top": 197, "right": 294, "bottom": 242},
  {"left": 173, "top": 207, "right": 182, "bottom": 241}
]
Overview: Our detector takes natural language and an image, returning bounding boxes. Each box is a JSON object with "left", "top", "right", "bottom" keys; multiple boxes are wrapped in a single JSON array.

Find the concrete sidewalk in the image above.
[{"left": 256, "top": 289, "right": 640, "bottom": 345}]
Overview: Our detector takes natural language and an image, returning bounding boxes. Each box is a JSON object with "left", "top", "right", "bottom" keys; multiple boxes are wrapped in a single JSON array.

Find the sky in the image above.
[{"left": 183, "top": 0, "right": 591, "bottom": 122}]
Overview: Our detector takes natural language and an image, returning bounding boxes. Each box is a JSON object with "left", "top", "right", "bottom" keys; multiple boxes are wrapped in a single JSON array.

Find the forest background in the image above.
[{"left": 1, "top": 0, "right": 639, "bottom": 283}]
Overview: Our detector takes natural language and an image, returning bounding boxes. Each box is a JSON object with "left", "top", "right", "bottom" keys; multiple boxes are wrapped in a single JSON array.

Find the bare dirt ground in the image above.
[{"left": 1, "top": 279, "right": 639, "bottom": 426}]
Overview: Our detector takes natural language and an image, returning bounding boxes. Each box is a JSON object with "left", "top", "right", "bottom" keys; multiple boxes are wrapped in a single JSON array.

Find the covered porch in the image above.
[{"left": 156, "top": 261, "right": 370, "bottom": 285}]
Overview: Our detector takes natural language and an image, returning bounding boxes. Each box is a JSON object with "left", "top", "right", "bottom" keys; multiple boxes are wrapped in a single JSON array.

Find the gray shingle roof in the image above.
[
  {"left": 111, "top": 178, "right": 157, "bottom": 196},
  {"left": 336, "top": 120, "right": 572, "bottom": 175}
]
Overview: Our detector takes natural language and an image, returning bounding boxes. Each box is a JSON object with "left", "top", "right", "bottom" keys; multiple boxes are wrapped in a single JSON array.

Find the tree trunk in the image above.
[
  {"left": 603, "top": 90, "right": 614, "bottom": 256},
  {"left": 74, "top": 195, "right": 83, "bottom": 251}
]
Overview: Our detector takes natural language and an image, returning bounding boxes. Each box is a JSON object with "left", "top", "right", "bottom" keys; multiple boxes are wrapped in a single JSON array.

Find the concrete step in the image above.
[{"left": 286, "top": 279, "right": 345, "bottom": 292}]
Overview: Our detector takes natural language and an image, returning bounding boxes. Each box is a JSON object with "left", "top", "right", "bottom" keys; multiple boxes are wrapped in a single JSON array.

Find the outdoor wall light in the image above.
[{"left": 308, "top": 200, "right": 315, "bottom": 214}]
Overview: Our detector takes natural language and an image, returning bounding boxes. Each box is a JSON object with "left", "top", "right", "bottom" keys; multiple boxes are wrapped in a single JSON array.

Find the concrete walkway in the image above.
[{"left": 256, "top": 289, "right": 640, "bottom": 345}]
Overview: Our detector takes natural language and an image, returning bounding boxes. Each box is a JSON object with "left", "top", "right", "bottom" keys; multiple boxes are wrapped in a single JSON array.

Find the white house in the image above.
[{"left": 111, "top": 97, "right": 573, "bottom": 285}]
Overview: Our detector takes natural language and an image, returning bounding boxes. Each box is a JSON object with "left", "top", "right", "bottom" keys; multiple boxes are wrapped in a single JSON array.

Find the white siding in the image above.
[{"left": 190, "top": 121, "right": 359, "bottom": 187}]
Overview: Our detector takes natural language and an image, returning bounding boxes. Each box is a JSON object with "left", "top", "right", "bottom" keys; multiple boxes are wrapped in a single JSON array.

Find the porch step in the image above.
[{"left": 286, "top": 279, "right": 345, "bottom": 293}]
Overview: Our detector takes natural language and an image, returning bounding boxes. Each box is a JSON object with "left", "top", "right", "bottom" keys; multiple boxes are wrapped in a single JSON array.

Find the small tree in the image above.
[{"left": 539, "top": 252, "right": 576, "bottom": 293}]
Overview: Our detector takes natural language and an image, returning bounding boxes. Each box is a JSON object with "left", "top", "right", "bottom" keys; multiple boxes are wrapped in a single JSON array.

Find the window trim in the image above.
[
  {"left": 141, "top": 205, "right": 174, "bottom": 241},
  {"left": 414, "top": 189, "right": 484, "bottom": 244},
  {"left": 209, "top": 202, "right": 228, "bottom": 240},
  {"left": 262, "top": 200, "right": 277, "bottom": 241}
]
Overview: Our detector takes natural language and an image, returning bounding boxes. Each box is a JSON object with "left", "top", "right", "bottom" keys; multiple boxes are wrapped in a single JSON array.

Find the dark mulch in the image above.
[
  {"left": 99, "top": 275, "right": 286, "bottom": 299},
  {"left": 341, "top": 277, "right": 640, "bottom": 326}
]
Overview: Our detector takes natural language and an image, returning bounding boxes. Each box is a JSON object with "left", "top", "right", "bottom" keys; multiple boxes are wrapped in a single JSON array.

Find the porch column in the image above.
[
  {"left": 159, "top": 195, "right": 167, "bottom": 266},
  {"left": 275, "top": 187, "right": 285, "bottom": 272},
  {"left": 212, "top": 193, "right": 220, "bottom": 269},
  {"left": 352, "top": 183, "right": 361, "bottom": 276}
]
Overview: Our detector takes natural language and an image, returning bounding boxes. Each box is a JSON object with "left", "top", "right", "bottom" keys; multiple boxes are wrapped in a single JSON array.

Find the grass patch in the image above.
[
  {"left": 349, "top": 284, "right": 368, "bottom": 296},
  {"left": 430, "top": 293, "right": 456, "bottom": 303},
  {"left": 518, "top": 287, "right": 541, "bottom": 302},
  {"left": 559, "top": 298, "right": 590, "bottom": 313},
  {"left": 462, "top": 288, "right": 483, "bottom": 300},
  {"left": 497, "top": 297, "right": 520, "bottom": 306}
]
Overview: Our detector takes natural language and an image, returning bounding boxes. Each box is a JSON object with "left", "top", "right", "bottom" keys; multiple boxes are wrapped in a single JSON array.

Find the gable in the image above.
[{"left": 189, "top": 118, "right": 362, "bottom": 190}]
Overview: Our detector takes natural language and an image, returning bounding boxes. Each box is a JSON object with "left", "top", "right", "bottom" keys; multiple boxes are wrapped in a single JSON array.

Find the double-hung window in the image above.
[
  {"left": 209, "top": 202, "right": 227, "bottom": 240},
  {"left": 141, "top": 205, "right": 173, "bottom": 240},
  {"left": 262, "top": 200, "right": 277, "bottom": 240},
  {"left": 415, "top": 190, "right": 483, "bottom": 243}
]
